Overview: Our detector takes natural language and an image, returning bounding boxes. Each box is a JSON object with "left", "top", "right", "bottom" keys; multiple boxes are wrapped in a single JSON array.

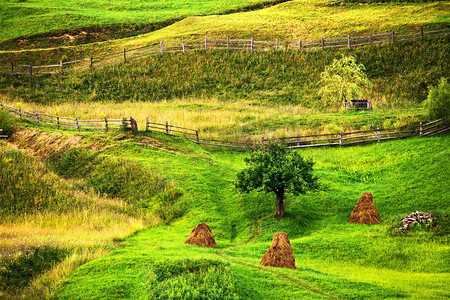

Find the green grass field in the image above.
[
  {"left": 50, "top": 132, "right": 449, "bottom": 299},
  {"left": 1, "top": 118, "right": 449, "bottom": 298},
  {"left": 1, "top": 0, "right": 449, "bottom": 298},
  {"left": 0, "top": 0, "right": 278, "bottom": 47}
]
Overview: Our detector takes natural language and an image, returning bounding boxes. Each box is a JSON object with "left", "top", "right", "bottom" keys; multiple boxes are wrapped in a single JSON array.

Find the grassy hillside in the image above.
[
  {"left": 1, "top": 115, "right": 449, "bottom": 298},
  {"left": 1, "top": 37, "right": 448, "bottom": 133},
  {"left": 1, "top": 0, "right": 448, "bottom": 61},
  {"left": 53, "top": 131, "right": 450, "bottom": 299},
  {"left": 0, "top": 0, "right": 279, "bottom": 48}
]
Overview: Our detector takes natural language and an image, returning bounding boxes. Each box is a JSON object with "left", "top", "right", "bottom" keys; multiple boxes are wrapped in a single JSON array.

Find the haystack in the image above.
[
  {"left": 347, "top": 192, "right": 381, "bottom": 224},
  {"left": 260, "top": 232, "right": 296, "bottom": 269},
  {"left": 184, "top": 223, "right": 217, "bottom": 247}
]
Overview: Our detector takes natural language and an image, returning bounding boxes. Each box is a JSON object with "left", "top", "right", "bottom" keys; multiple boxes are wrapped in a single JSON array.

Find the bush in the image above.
[
  {"left": 0, "top": 109, "right": 13, "bottom": 136},
  {"left": 0, "top": 149, "right": 77, "bottom": 214},
  {"left": 46, "top": 147, "right": 95, "bottom": 178},
  {"left": 425, "top": 78, "right": 450, "bottom": 120},
  {"left": 147, "top": 259, "right": 239, "bottom": 300},
  {"left": 0, "top": 245, "right": 70, "bottom": 295}
]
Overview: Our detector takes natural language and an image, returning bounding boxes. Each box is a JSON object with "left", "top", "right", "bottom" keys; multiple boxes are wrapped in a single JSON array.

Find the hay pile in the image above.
[
  {"left": 184, "top": 223, "right": 217, "bottom": 247},
  {"left": 260, "top": 232, "right": 296, "bottom": 269},
  {"left": 348, "top": 192, "right": 381, "bottom": 224}
]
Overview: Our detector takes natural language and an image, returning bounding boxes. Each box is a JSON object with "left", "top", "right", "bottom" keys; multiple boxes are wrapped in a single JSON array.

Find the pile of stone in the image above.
[{"left": 397, "top": 211, "right": 434, "bottom": 232}]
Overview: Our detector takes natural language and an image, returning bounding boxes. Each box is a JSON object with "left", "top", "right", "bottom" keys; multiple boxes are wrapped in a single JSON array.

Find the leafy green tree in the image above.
[
  {"left": 425, "top": 78, "right": 450, "bottom": 120},
  {"left": 235, "top": 143, "right": 317, "bottom": 218},
  {"left": 319, "top": 56, "right": 370, "bottom": 107}
]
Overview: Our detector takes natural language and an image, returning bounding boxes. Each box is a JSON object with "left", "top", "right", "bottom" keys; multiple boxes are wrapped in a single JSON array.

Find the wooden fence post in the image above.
[
  {"left": 347, "top": 35, "right": 351, "bottom": 48},
  {"left": 227, "top": 36, "right": 229, "bottom": 49},
  {"left": 419, "top": 122, "right": 423, "bottom": 136},
  {"left": 251, "top": 38, "right": 254, "bottom": 51},
  {"left": 57, "top": 116, "right": 60, "bottom": 129},
  {"left": 29, "top": 63, "right": 33, "bottom": 75},
  {"left": 276, "top": 39, "right": 279, "bottom": 50},
  {"left": 298, "top": 39, "right": 302, "bottom": 50},
  {"left": 105, "top": 118, "right": 108, "bottom": 130},
  {"left": 391, "top": 30, "right": 395, "bottom": 43},
  {"left": 420, "top": 26, "right": 424, "bottom": 39},
  {"left": 123, "top": 48, "right": 127, "bottom": 62},
  {"left": 196, "top": 130, "right": 199, "bottom": 144},
  {"left": 60, "top": 60, "right": 64, "bottom": 74},
  {"left": 75, "top": 117, "right": 80, "bottom": 130},
  {"left": 19, "top": 108, "right": 22, "bottom": 119},
  {"left": 10, "top": 62, "right": 14, "bottom": 74},
  {"left": 90, "top": 57, "right": 93, "bottom": 69},
  {"left": 165, "top": 121, "right": 169, "bottom": 134},
  {"left": 182, "top": 38, "right": 185, "bottom": 53},
  {"left": 204, "top": 37, "right": 208, "bottom": 50},
  {"left": 35, "top": 110, "right": 39, "bottom": 123},
  {"left": 339, "top": 132, "right": 342, "bottom": 147},
  {"left": 160, "top": 41, "right": 163, "bottom": 54},
  {"left": 146, "top": 117, "right": 149, "bottom": 131},
  {"left": 369, "top": 33, "right": 372, "bottom": 45},
  {"left": 321, "top": 37, "right": 325, "bottom": 50},
  {"left": 297, "top": 134, "right": 300, "bottom": 147},
  {"left": 377, "top": 128, "right": 380, "bottom": 142},
  {"left": 130, "top": 117, "right": 138, "bottom": 134}
]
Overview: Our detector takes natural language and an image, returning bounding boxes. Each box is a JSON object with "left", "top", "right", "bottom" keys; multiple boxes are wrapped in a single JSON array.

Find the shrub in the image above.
[
  {"left": 147, "top": 259, "right": 239, "bottom": 300},
  {"left": 0, "top": 149, "right": 77, "bottom": 214},
  {"left": 0, "top": 109, "right": 13, "bottom": 136},
  {"left": 425, "top": 78, "right": 450, "bottom": 120},
  {"left": 0, "top": 245, "right": 70, "bottom": 295},
  {"left": 46, "top": 147, "right": 95, "bottom": 178}
]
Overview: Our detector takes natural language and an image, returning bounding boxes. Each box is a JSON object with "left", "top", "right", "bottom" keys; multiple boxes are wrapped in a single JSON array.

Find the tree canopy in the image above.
[
  {"left": 235, "top": 143, "right": 317, "bottom": 217},
  {"left": 319, "top": 55, "right": 371, "bottom": 107}
]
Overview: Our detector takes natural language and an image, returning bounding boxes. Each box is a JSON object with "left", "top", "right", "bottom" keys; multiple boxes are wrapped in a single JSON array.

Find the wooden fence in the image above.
[
  {"left": 146, "top": 117, "right": 450, "bottom": 149},
  {"left": 1, "top": 102, "right": 448, "bottom": 148},
  {"left": 1, "top": 25, "right": 448, "bottom": 75},
  {"left": 0, "top": 103, "right": 132, "bottom": 131}
]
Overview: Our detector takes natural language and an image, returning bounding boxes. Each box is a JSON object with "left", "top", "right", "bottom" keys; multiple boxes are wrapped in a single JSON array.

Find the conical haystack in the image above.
[
  {"left": 260, "top": 232, "right": 296, "bottom": 269},
  {"left": 348, "top": 192, "right": 381, "bottom": 224},
  {"left": 184, "top": 223, "right": 217, "bottom": 247}
]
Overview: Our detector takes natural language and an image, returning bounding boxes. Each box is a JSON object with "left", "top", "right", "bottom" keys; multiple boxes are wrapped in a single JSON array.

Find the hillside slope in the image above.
[{"left": 52, "top": 132, "right": 449, "bottom": 299}]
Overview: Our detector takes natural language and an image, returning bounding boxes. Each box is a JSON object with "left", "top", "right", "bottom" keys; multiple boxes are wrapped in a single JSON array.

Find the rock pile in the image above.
[
  {"left": 348, "top": 192, "right": 381, "bottom": 225},
  {"left": 184, "top": 223, "right": 217, "bottom": 247},
  {"left": 396, "top": 211, "right": 435, "bottom": 232},
  {"left": 260, "top": 232, "right": 296, "bottom": 269}
]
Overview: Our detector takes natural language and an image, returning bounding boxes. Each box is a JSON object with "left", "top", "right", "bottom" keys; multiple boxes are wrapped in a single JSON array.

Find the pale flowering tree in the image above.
[{"left": 319, "top": 56, "right": 371, "bottom": 108}]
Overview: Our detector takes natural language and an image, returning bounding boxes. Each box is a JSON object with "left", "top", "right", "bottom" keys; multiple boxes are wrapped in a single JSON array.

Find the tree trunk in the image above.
[{"left": 275, "top": 192, "right": 285, "bottom": 217}]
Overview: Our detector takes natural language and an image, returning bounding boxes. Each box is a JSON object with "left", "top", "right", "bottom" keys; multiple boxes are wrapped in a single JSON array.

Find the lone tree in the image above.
[
  {"left": 319, "top": 55, "right": 370, "bottom": 108},
  {"left": 235, "top": 143, "right": 317, "bottom": 218}
]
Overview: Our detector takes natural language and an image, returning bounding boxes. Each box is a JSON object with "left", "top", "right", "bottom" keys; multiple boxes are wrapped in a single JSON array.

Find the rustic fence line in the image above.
[
  {"left": 0, "top": 103, "right": 134, "bottom": 131},
  {"left": 144, "top": 117, "right": 450, "bottom": 149},
  {"left": 1, "top": 102, "right": 448, "bottom": 148},
  {"left": 1, "top": 25, "right": 448, "bottom": 75}
]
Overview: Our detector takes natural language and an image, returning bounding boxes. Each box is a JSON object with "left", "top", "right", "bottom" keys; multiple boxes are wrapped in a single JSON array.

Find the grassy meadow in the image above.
[
  {"left": 1, "top": 0, "right": 449, "bottom": 298},
  {"left": 49, "top": 131, "right": 449, "bottom": 299},
  {"left": 1, "top": 114, "right": 449, "bottom": 298},
  {"left": 0, "top": 0, "right": 448, "bottom": 62},
  {"left": 0, "top": 0, "right": 277, "bottom": 47}
]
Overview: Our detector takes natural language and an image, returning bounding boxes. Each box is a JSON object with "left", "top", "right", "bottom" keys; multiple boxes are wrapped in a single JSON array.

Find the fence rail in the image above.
[
  {"left": 2, "top": 25, "right": 449, "bottom": 75},
  {"left": 0, "top": 103, "right": 132, "bottom": 131},
  {"left": 2, "top": 102, "right": 448, "bottom": 148},
  {"left": 145, "top": 117, "right": 450, "bottom": 150}
]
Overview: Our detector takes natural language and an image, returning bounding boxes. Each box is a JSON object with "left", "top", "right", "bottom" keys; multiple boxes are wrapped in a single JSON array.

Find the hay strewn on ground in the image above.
[
  {"left": 184, "top": 223, "right": 217, "bottom": 247},
  {"left": 260, "top": 232, "right": 296, "bottom": 269},
  {"left": 348, "top": 192, "right": 381, "bottom": 225}
]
